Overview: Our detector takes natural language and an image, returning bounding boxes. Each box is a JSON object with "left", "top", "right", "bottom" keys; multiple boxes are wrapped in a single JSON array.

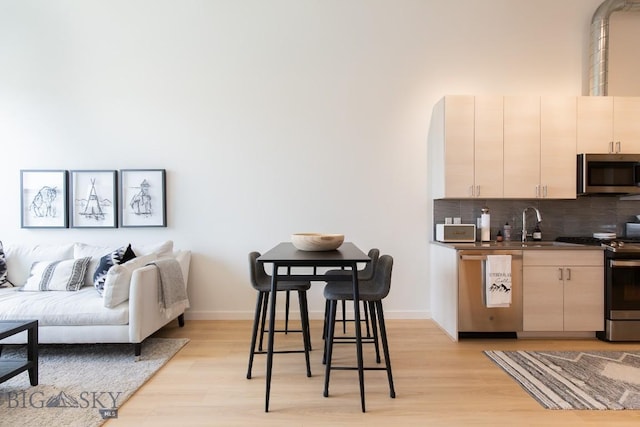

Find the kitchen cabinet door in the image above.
[
  {"left": 577, "top": 96, "right": 640, "bottom": 154},
  {"left": 430, "top": 96, "right": 475, "bottom": 199},
  {"left": 474, "top": 96, "right": 503, "bottom": 198},
  {"left": 523, "top": 265, "right": 564, "bottom": 331},
  {"left": 540, "top": 96, "right": 577, "bottom": 199},
  {"left": 563, "top": 266, "right": 604, "bottom": 331},
  {"left": 613, "top": 97, "right": 640, "bottom": 153},
  {"left": 577, "top": 96, "right": 613, "bottom": 154},
  {"left": 503, "top": 96, "right": 540, "bottom": 198},
  {"left": 430, "top": 95, "right": 502, "bottom": 199},
  {"left": 523, "top": 250, "right": 603, "bottom": 332}
]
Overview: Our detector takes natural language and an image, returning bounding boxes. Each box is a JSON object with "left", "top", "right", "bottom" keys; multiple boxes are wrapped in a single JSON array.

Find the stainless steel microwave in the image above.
[{"left": 578, "top": 153, "right": 640, "bottom": 195}]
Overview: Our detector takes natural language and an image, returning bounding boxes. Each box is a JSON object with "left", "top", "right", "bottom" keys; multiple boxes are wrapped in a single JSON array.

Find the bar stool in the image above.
[
  {"left": 246, "top": 251, "right": 312, "bottom": 380},
  {"left": 323, "top": 254, "right": 396, "bottom": 411},
  {"left": 323, "top": 248, "right": 379, "bottom": 337}
]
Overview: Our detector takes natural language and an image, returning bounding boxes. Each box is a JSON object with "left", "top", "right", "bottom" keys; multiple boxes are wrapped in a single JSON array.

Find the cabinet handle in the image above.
[
  {"left": 535, "top": 185, "right": 540, "bottom": 198},
  {"left": 565, "top": 268, "right": 571, "bottom": 281},
  {"left": 476, "top": 185, "right": 480, "bottom": 197},
  {"left": 609, "top": 141, "right": 614, "bottom": 153},
  {"left": 469, "top": 185, "right": 474, "bottom": 197},
  {"left": 611, "top": 260, "right": 640, "bottom": 267},
  {"left": 558, "top": 268, "right": 563, "bottom": 280},
  {"left": 543, "top": 185, "right": 548, "bottom": 198},
  {"left": 616, "top": 141, "right": 621, "bottom": 153}
]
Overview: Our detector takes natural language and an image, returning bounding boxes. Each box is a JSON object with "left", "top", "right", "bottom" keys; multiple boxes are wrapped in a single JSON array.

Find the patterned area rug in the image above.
[
  {"left": 485, "top": 350, "right": 640, "bottom": 410},
  {"left": 0, "top": 338, "right": 189, "bottom": 426}
]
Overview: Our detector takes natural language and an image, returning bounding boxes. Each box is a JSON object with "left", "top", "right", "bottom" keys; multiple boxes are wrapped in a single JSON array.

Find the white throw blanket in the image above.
[
  {"left": 146, "top": 259, "right": 190, "bottom": 318},
  {"left": 485, "top": 255, "right": 512, "bottom": 308}
]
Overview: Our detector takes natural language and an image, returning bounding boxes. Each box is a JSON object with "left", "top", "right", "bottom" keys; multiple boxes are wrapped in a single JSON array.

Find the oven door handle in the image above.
[{"left": 610, "top": 259, "right": 640, "bottom": 267}]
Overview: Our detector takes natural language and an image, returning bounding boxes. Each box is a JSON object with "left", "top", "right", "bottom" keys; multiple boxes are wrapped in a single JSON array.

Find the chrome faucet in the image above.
[{"left": 522, "top": 207, "right": 543, "bottom": 242}]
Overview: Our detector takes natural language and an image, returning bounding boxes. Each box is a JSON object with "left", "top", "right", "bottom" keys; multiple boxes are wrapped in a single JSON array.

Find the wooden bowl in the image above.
[{"left": 291, "top": 233, "right": 344, "bottom": 251}]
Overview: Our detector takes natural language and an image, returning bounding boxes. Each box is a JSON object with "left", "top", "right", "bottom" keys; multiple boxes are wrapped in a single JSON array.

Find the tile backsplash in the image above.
[{"left": 433, "top": 196, "right": 640, "bottom": 241}]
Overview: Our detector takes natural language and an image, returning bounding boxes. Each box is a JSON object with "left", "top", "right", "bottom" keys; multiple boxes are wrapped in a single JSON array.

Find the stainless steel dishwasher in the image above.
[{"left": 458, "top": 250, "right": 523, "bottom": 335}]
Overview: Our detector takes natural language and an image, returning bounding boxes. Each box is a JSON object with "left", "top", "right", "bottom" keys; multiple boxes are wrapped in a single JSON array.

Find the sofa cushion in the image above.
[
  {"left": 132, "top": 240, "right": 173, "bottom": 258},
  {"left": 103, "top": 253, "right": 157, "bottom": 308},
  {"left": 4, "top": 243, "right": 75, "bottom": 286},
  {"left": 92, "top": 245, "right": 136, "bottom": 295},
  {"left": 23, "top": 257, "right": 91, "bottom": 291},
  {"left": 0, "top": 241, "right": 12, "bottom": 288},
  {"left": 73, "top": 243, "right": 116, "bottom": 287},
  {"left": 0, "top": 286, "right": 128, "bottom": 326}
]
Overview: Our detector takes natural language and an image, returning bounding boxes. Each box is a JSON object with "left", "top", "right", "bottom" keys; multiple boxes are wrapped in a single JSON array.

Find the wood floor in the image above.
[{"left": 107, "top": 319, "right": 640, "bottom": 426}]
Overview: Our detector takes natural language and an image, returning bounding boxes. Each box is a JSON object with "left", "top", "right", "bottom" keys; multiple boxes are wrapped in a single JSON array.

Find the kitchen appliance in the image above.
[
  {"left": 556, "top": 235, "right": 640, "bottom": 341},
  {"left": 435, "top": 223, "right": 476, "bottom": 243},
  {"left": 457, "top": 250, "right": 523, "bottom": 337},
  {"left": 626, "top": 223, "right": 640, "bottom": 238},
  {"left": 577, "top": 153, "right": 640, "bottom": 195}
]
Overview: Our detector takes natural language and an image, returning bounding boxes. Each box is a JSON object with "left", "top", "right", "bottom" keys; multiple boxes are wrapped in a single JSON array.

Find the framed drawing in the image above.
[
  {"left": 120, "top": 169, "right": 166, "bottom": 227},
  {"left": 20, "top": 170, "right": 68, "bottom": 228},
  {"left": 69, "top": 170, "right": 117, "bottom": 228}
]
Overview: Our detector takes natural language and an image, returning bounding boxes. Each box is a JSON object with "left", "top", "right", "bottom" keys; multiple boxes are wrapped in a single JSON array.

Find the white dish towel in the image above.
[{"left": 485, "top": 255, "right": 512, "bottom": 308}]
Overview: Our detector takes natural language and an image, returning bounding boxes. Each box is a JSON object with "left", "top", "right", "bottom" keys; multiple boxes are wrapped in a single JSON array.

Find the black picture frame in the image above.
[
  {"left": 20, "top": 170, "right": 68, "bottom": 228},
  {"left": 120, "top": 169, "right": 167, "bottom": 227},
  {"left": 69, "top": 170, "right": 118, "bottom": 228}
]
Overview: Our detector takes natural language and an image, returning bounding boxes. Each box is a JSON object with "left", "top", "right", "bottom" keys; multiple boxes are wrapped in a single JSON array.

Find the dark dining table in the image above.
[{"left": 257, "top": 242, "right": 371, "bottom": 412}]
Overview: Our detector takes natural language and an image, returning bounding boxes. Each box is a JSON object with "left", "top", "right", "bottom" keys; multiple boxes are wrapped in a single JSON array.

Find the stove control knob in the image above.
[{"left": 619, "top": 241, "right": 625, "bottom": 248}]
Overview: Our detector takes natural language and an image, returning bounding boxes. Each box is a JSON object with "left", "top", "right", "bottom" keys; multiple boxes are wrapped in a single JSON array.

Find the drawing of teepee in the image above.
[{"left": 78, "top": 179, "right": 108, "bottom": 221}]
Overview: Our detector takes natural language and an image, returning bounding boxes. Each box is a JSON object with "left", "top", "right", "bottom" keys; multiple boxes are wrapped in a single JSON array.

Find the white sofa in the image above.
[{"left": 0, "top": 240, "right": 190, "bottom": 356}]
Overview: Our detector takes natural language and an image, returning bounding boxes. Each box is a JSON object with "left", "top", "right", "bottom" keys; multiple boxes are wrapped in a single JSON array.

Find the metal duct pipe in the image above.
[{"left": 589, "top": 0, "right": 640, "bottom": 96}]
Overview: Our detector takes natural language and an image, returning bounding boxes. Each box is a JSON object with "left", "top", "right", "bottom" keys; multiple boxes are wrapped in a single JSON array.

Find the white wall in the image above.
[{"left": 0, "top": 0, "right": 605, "bottom": 320}]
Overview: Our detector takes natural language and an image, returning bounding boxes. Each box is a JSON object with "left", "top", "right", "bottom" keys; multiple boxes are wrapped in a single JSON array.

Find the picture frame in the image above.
[
  {"left": 20, "top": 170, "right": 68, "bottom": 228},
  {"left": 120, "top": 169, "right": 167, "bottom": 227},
  {"left": 69, "top": 170, "right": 117, "bottom": 228}
]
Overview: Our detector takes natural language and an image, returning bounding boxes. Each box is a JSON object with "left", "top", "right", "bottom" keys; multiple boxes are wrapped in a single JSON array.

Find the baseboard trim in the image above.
[{"left": 184, "top": 309, "right": 431, "bottom": 321}]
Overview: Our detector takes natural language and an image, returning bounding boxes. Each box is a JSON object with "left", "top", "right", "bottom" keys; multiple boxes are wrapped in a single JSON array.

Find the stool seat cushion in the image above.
[
  {"left": 253, "top": 280, "right": 311, "bottom": 293},
  {"left": 323, "top": 282, "right": 377, "bottom": 301},
  {"left": 323, "top": 255, "right": 393, "bottom": 301}
]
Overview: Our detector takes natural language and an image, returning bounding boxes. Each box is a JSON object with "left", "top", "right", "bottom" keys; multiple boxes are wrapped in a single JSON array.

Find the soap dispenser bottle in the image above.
[
  {"left": 533, "top": 222, "right": 542, "bottom": 241},
  {"left": 503, "top": 222, "right": 512, "bottom": 241}
]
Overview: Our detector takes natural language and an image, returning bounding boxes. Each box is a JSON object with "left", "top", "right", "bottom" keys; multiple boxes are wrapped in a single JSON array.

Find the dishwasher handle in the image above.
[{"left": 460, "top": 254, "right": 522, "bottom": 261}]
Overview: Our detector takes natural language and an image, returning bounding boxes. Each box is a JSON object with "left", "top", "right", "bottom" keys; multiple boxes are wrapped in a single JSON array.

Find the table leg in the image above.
[
  {"left": 351, "top": 261, "right": 366, "bottom": 413},
  {"left": 265, "top": 267, "right": 278, "bottom": 412},
  {"left": 27, "top": 323, "right": 38, "bottom": 386}
]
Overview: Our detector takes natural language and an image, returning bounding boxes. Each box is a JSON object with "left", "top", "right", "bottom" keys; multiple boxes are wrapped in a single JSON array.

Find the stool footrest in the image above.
[
  {"left": 253, "top": 349, "right": 307, "bottom": 355},
  {"left": 332, "top": 337, "right": 376, "bottom": 343},
  {"left": 329, "top": 366, "right": 389, "bottom": 371}
]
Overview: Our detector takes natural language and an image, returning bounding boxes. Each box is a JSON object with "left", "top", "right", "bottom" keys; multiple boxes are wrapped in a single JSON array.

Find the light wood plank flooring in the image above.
[{"left": 107, "top": 320, "right": 640, "bottom": 426}]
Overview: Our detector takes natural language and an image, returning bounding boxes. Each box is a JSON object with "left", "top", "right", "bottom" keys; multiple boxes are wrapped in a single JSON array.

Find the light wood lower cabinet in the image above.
[{"left": 522, "top": 250, "right": 604, "bottom": 332}]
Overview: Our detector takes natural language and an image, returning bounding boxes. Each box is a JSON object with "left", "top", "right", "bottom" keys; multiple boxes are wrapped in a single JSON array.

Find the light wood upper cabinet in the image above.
[
  {"left": 430, "top": 96, "right": 474, "bottom": 199},
  {"left": 503, "top": 96, "right": 576, "bottom": 199},
  {"left": 474, "top": 96, "right": 503, "bottom": 198},
  {"left": 523, "top": 250, "right": 603, "bottom": 332},
  {"left": 540, "top": 96, "right": 577, "bottom": 199},
  {"left": 430, "top": 95, "right": 502, "bottom": 199},
  {"left": 613, "top": 97, "right": 640, "bottom": 153},
  {"left": 503, "top": 96, "right": 540, "bottom": 198},
  {"left": 577, "top": 96, "right": 640, "bottom": 154}
]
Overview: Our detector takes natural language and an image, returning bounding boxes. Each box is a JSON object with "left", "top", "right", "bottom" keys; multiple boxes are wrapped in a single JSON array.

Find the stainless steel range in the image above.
[{"left": 557, "top": 236, "right": 640, "bottom": 341}]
